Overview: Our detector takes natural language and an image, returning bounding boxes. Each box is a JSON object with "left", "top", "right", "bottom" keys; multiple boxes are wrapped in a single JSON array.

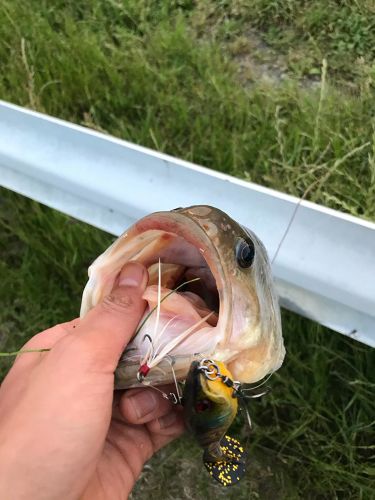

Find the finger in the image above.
[
  {"left": 66, "top": 262, "right": 148, "bottom": 372},
  {"left": 119, "top": 385, "right": 176, "bottom": 424},
  {"left": 147, "top": 410, "right": 185, "bottom": 452}
]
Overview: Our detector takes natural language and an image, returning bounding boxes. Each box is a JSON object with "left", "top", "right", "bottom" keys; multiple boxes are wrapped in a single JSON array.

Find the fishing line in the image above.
[
  {"left": 271, "top": 176, "right": 319, "bottom": 264},
  {"left": 271, "top": 197, "right": 303, "bottom": 264},
  {"left": 271, "top": 140, "right": 370, "bottom": 265},
  {"left": 239, "top": 371, "right": 274, "bottom": 391}
]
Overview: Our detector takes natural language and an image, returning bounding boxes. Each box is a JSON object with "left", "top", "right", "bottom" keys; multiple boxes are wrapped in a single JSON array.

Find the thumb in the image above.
[{"left": 72, "top": 262, "right": 148, "bottom": 370}]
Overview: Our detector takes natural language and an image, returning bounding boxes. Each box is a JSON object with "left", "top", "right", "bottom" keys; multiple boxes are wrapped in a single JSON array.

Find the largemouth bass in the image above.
[{"left": 80, "top": 205, "right": 285, "bottom": 389}]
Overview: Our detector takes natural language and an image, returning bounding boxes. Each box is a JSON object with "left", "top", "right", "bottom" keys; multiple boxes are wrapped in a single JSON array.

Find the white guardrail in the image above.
[{"left": 0, "top": 100, "right": 374, "bottom": 347}]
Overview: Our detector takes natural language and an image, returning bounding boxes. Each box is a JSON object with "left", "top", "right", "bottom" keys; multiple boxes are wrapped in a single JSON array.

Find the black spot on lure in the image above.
[{"left": 182, "top": 358, "right": 247, "bottom": 487}]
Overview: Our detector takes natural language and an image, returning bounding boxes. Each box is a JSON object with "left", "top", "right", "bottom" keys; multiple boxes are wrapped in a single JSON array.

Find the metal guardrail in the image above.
[{"left": 1, "top": 100, "right": 374, "bottom": 347}]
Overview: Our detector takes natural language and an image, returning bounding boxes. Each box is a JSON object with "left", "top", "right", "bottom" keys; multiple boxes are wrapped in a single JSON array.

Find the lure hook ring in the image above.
[{"left": 198, "top": 358, "right": 221, "bottom": 380}]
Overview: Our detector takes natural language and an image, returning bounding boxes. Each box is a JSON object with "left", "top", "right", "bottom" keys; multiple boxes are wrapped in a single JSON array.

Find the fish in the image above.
[
  {"left": 80, "top": 205, "right": 285, "bottom": 389},
  {"left": 182, "top": 358, "right": 247, "bottom": 486}
]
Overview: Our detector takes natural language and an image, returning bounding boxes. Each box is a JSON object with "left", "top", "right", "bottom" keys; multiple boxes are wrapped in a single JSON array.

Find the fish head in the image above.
[
  {"left": 81, "top": 205, "right": 285, "bottom": 387},
  {"left": 166, "top": 206, "right": 285, "bottom": 383}
]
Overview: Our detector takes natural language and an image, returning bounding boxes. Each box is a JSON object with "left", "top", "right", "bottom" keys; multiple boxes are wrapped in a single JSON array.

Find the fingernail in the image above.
[
  {"left": 130, "top": 391, "right": 157, "bottom": 419},
  {"left": 118, "top": 262, "right": 146, "bottom": 288},
  {"left": 159, "top": 411, "right": 177, "bottom": 429}
]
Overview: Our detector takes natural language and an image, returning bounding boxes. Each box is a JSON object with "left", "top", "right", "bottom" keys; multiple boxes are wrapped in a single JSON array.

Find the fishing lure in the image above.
[{"left": 182, "top": 358, "right": 248, "bottom": 487}]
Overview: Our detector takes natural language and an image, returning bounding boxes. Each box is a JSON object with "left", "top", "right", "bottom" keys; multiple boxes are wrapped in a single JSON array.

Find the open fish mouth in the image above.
[{"left": 80, "top": 206, "right": 285, "bottom": 389}]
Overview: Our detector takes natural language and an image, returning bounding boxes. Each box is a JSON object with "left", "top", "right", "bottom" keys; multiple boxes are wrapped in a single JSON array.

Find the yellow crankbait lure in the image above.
[{"left": 182, "top": 359, "right": 247, "bottom": 486}]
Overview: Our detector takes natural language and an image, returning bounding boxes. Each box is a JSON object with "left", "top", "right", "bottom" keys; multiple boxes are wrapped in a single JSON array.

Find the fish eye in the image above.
[{"left": 236, "top": 238, "right": 255, "bottom": 268}]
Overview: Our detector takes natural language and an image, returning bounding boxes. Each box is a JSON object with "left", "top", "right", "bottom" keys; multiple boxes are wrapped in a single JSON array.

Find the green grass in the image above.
[
  {"left": 202, "top": 0, "right": 375, "bottom": 84},
  {"left": 0, "top": 1, "right": 374, "bottom": 498}
]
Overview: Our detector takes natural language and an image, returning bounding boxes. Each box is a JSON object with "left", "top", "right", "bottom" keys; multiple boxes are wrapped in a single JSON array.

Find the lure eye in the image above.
[
  {"left": 236, "top": 238, "right": 255, "bottom": 268},
  {"left": 195, "top": 399, "right": 212, "bottom": 412}
]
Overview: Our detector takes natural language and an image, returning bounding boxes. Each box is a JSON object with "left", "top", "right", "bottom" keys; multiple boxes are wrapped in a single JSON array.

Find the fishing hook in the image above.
[
  {"left": 164, "top": 355, "right": 183, "bottom": 405},
  {"left": 142, "top": 334, "right": 154, "bottom": 357}
]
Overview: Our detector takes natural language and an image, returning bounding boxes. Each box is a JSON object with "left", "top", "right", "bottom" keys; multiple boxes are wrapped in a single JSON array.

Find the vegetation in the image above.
[{"left": 0, "top": 1, "right": 374, "bottom": 498}]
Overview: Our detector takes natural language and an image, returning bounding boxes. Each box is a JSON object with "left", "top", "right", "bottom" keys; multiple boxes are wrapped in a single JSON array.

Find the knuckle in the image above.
[
  {"left": 52, "top": 334, "right": 98, "bottom": 368},
  {"left": 146, "top": 418, "right": 160, "bottom": 434},
  {"left": 21, "top": 322, "right": 74, "bottom": 351},
  {"left": 101, "top": 293, "right": 135, "bottom": 314},
  {"left": 54, "top": 332, "right": 83, "bottom": 354}
]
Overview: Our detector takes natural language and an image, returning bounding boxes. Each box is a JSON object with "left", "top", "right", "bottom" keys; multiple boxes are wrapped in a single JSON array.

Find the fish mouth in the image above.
[
  {"left": 81, "top": 210, "right": 231, "bottom": 387},
  {"left": 125, "top": 216, "right": 226, "bottom": 374},
  {"left": 138, "top": 235, "right": 220, "bottom": 314},
  {"left": 82, "top": 206, "right": 285, "bottom": 388},
  {"left": 131, "top": 211, "right": 223, "bottom": 318}
]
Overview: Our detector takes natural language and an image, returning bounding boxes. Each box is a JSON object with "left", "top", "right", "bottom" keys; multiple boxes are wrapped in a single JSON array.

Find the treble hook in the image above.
[
  {"left": 236, "top": 387, "right": 271, "bottom": 400},
  {"left": 164, "top": 355, "right": 183, "bottom": 405}
]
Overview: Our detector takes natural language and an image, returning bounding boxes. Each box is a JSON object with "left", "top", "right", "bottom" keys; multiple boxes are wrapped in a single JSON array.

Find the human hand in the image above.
[{"left": 0, "top": 262, "right": 184, "bottom": 500}]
